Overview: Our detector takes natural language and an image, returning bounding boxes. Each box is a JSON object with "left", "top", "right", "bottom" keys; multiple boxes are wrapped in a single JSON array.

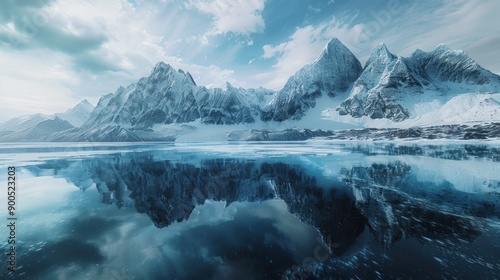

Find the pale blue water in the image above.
[{"left": 1, "top": 142, "right": 499, "bottom": 279}]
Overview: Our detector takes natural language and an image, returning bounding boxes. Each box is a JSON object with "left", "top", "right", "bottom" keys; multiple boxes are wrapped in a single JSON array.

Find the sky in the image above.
[{"left": 0, "top": 0, "right": 499, "bottom": 122}]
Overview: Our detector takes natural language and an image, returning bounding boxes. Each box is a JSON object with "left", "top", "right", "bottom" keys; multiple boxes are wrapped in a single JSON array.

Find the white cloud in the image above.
[
  {"left": 186, "top": 0, "right": 265, "bottom": 36},
  {"left": 307, "top": 5, "right": 321, "bottom": 13}
]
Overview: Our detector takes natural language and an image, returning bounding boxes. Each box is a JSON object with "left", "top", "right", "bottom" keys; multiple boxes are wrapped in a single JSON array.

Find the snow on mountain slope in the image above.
[
  {"left": 82, "top": 62, "right": 275, "bottom": 131},
  {"left": 0, "top": 99, "right": 93, "bottom": 139},
  {"left": 323, "top": 92, "right": 500, "bottom": 128},
  {"left": 0, "top": 117, "right": 73, "bottom": 142},
  {"left": 55, "top": 99, "right": 94, "bottom": 127},
  {"left": 402, "top": 93, "right": 500, "bottom": 127},
  {"left": 338, "top": 43, "right": 500, "bottom": 122},
  {"left": 0, "top": 113, "right": 51, "bottom": 133},
  {"left": 261, "top": 37, "right": 362, "bottom": 122}
]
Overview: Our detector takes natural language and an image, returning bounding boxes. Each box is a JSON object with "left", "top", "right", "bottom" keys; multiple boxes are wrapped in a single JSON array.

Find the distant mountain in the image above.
[
  {"left": 55, "top": 99, "right": 94, "bottom": 127},
  {"left": 0, "top": 100, "right": 94, "bottom": 142},
  {"left": 50, "top": 63, "right": 274, "bottom": 141},
  {"left": 0, "top": 113, "right": 51, "bottom": 134},
  {"left": 0, "top": 117, "right": 73, "bottom": 142}
]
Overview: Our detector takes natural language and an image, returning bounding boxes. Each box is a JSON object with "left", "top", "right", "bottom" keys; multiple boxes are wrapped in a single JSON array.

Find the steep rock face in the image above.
[
  {"left": 197, "top": 83, "right": 266, "bottom": 125},
  {"left": 84, "top": 93, "right": 113, "bottom": 126},
  {"left": 261, "top": 38, "right": 362, "bottom": 121},
  {"left": 338, "top": 44, "right": 500, "bottom": 121}
]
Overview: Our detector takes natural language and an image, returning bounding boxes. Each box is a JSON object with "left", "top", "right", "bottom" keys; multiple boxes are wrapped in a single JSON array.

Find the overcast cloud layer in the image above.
[{"left": 0, "top": 0, "right": 499, "bottom": 122}]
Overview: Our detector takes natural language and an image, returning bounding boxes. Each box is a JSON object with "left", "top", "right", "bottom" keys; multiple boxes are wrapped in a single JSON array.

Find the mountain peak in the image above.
[
  {"left": 433, "top": 43, "right": 451, "bottom": 53},
  {"left": 374, "top": 43, "right": 393, "bottom": 56},
  {"left": 325, "top": 37, "right": 343, "bottom": 51},
  {"left": 225, "top": 82, "right": 235, "bottom": 90},
  {"left": 149, "top": 62, "right": 197, "bottom": 86},
  {"left": 76, "top": 99, "right": 94, "bottom": 109},
  {"left": 314, "top": 37, "right": 353, "bottom": 64},
  {"left": 365, "top": 43, "right": 396, "bottom": 67},
  {"left": 152, "top": 61, "right": 174, "bottom": 73}
]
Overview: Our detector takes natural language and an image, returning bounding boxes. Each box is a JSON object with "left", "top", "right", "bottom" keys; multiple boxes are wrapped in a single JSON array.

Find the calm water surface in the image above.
[{"left": 0, "top": 142, "right": 499, "bottom": 279}]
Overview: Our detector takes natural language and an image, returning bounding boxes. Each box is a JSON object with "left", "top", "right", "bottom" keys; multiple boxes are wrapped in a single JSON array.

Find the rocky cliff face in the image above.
[{"left": 261, "top": 38, "right": 362, "bottom": 122}]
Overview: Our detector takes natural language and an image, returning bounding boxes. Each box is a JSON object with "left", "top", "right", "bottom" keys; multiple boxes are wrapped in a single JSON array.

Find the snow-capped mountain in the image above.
[
  {"left": 338, "top": 43, "right": 500, "bottom": 121},
  {"left": 0, "top": 99, "right": 94, "bottom": 141},
  {"left": 81, "top": 37, "right": 498, "bottom": 137},
  {"left": 1, "top": 37, "right": 499, "bottom": 142},
  {"left": 0, "top": 117, "right": 73, "bottom": 142},
  {"left": 82, "top": 63, "right": 274, "bottom": 129},
  {"left": 0, "top": 113, "right": 51, "bottom": 134},
  {"left": 261, "top": 38, "right": 362, "bottom": 121},
  {"left": 55, "top": 99, "right": 94, "bottom": 127},
  {"left": 0, "top": 100, "right": 94, "bottom": 134}
]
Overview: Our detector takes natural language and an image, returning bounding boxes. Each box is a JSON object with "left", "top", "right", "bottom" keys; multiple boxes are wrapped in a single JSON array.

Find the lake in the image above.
[{"left": 1, "top": 142, "right": 499, "bottom": 279}]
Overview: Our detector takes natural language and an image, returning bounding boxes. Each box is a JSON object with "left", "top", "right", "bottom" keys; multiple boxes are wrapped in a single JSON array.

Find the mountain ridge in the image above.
[
  {"left": 1, "top": 37, "right": 499, "bottom": 142},
  {"left": 0, "top": 99, "right": 94, "bottom": 141}
]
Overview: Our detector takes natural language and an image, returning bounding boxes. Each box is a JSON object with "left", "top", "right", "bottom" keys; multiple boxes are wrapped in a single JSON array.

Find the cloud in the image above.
[
  {"left": 308, "top": 5, "right": 321, "bottom": 13},
  {"left": 0, "top": 49, "right": 80, "bottom": 119},
  {"left": 186, "top": 0, "right": 266, "bottom": 36},
  {"left": 0, "top": 0, "right": 107, "bottom": 55}
]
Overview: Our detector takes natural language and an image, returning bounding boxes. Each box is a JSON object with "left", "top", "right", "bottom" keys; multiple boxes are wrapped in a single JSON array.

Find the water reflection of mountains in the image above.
[{"left": 31, "top": 147, "right": 500, "bottom": 255}]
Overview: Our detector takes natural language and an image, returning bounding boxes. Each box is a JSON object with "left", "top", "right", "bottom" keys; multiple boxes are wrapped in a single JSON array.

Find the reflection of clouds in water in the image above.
[
  {"left": 7, "top": 173, "right": 319, "bottom": 280},
  {"left": 18, "top": 238, "right": 105, "bottom": 280},
  {"left": 90, "top": 200, "right": 319, "bottom": 280}
]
